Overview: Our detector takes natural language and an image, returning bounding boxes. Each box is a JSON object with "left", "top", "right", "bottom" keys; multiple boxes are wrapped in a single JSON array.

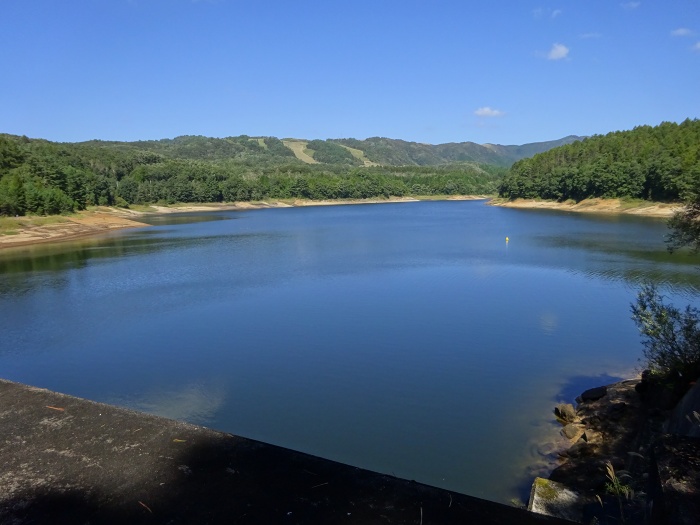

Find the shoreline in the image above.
[
  {"left": 529, "top": 374, "right": 700, "bottom": 523},
  {"left": 0, "top": 195, "right": 679, "bottom": 251},
  {"left": 489, "top": 197, "right": 681, "bottom": 218},
  {"left": 0, "top": 196, "right": 486, "bottom": 251}
]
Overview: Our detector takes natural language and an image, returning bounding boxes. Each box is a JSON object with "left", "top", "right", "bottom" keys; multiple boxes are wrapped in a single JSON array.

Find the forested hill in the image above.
[
  {"left": 330, "top": 135, "right": 583, "bottom": 167},
  {"left": 499, "top": 119, "right": 700, "bottom": 202},
  {"left": 0, "top": 133, "right": 510, "bottom": 216},
  {"left": 77, "top": 134, "right": 582, "bottom": 168},
  {"left": 0, "top": 131, "right": 582, "bottom": 217}
]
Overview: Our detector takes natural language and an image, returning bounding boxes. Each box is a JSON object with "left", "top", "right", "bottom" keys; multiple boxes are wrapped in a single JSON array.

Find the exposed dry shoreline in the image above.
[
  {"left": 489, "top": 197, "right": 681, "bottom": 218},
  {"left": 0, "top": 196, "right": 677, "bottom": 251}
]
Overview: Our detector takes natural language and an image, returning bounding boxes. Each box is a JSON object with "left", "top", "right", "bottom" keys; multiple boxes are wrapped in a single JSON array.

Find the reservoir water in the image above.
[{"left": 1, "top": 200, "right": 699, "bottom": 503}]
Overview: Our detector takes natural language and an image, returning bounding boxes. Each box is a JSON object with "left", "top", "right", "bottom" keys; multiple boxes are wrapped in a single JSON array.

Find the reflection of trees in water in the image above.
[
  {"left": 0, "top": 230, "right": 283, "bottom": 298},
  {"left": 0, "top": 235, "right": 177, "bottom": 296},
  {"left": 533, "top": 234, "right": 700, "bottom": 296}
]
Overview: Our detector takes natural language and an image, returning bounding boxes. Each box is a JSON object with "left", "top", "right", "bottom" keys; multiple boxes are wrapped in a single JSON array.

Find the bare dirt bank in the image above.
[
  {"left": 489, "top": 198, "right": 681, "bottom": 218},
  {"left": 0, "top": 209, "right": 149, "bottom": 250}
]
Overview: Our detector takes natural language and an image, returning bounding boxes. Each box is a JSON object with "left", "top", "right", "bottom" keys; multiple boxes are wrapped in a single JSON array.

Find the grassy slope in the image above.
[{"left": 282, "top": 140, "right": 318, "bottom": 164}]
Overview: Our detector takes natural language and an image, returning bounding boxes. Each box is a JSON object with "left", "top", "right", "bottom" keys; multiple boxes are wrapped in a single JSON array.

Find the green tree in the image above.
[
  {"left": 0, "top": 173, "right": 26, "bottom": 215},
  {"left": 631, "top": 284, "right": 700, "bottom": 380},
  {"left": 0, "top": 136, "right": 25, "bottom": 173},
  {"left": 667, "top": 200, "right": 700, "bottom": 253}
]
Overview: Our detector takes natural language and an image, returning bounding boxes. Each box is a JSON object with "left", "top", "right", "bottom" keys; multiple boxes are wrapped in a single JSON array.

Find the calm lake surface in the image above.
[{"left": 2, "top": 200, "right": 700, "bottom": 503}]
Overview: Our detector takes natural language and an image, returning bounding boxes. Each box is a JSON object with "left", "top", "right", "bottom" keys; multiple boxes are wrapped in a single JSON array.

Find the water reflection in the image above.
[
  {"left": 0, "top": 229, "right": 283, "bottom": 297},
  {"left": 538, "top": 311, "right": 559, "bottom": 335},
  {"left": 137, "top": 212, "right": 235, "bottom": 226},
  {"left": 539, "top": 235, "right": 700, "bottom": 267}
]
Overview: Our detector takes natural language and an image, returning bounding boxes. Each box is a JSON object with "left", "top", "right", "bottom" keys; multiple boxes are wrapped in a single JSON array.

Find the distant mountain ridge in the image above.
[
  {"left": 69, "top": 134, "right": 584, "bottom": 168},
  {"left": 329, "top": 135, "right": 584, "bottom": 167}
]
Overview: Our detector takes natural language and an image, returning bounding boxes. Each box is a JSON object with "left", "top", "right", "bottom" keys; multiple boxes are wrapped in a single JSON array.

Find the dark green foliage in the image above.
[
  {"left": 668, "top": 201, "right": 700, "bottom": 254},
  {"left": 332, "top": 137, "right": 446, "bottom": 166},
  {"left": 263, "top": 137, "right": 296, "bottom": 158},
  {"left": 0, "top": 173, "right": 26, "bottom": 216},
  {"left": 631, "top": 284, "right": 700, "bottom": 381},
  {"left": 0, "top": 133, "right": 506, "bottom": 216},
  {"left": 499, "top": 119, "right": 700, "bottom": 202},
  {"left": 0, "top": 136, "right": 25, "bottom": 172},
  {"left": 666, "top": 163, "right": 700, "bottom": 254},
  {"left": 306, "top": 140, "right": 361, "bottom": 165},
  {"left": 331, "top": 136, "right": 582, "bottom": 167}
]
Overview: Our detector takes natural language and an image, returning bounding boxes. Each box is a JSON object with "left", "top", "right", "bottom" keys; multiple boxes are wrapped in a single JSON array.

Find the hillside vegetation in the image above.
[
  {"left": 330, "top": 136, "right": 582, "bottom": 167},
  {"left": 499, "top": 119, "right": 700, "bottom": 202},
  {"left": 0, "top": 134, "right": 510, "bottom": 216}
]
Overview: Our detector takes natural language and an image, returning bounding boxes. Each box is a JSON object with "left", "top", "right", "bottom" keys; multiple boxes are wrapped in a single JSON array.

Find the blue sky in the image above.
[{"left": 1, "top": 1, "right": 698, "bottom": 145}]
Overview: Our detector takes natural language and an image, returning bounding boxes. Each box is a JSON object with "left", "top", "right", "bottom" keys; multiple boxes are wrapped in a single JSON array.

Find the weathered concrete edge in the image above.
[{"left": 0, "top": 379, "right": 575, "bottom": 524}]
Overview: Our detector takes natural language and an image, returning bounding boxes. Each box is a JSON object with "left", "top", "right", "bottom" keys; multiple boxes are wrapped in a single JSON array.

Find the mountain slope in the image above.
[
  {"left": 329, "top": 136, "right": 584, "bottom": 167},
  {"left": 71, "top": 134, "right": 581, "bottom": 168}
]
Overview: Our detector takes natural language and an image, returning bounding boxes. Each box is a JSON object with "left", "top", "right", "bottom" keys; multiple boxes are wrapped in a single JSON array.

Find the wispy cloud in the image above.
[
  {"left": 547, "top": 43, "right": 570, "bottom": 60},
  {"left": 580, "top": 32, "right": 602, "bottom": 39},
  {"left": 671, "top": 28, "right": 693, "bottom": 37},
  {"left": 621, "top": 1, "right": 640, "bottom": 9},
  {"left": 474, "top": 107, "right": 505, "bottom": 118},
  {"left": 693, "top": 42, "right": 700, "bottom": 52},
  {"left": 533, "top": 7, "right": 562, "bottom": 19}
]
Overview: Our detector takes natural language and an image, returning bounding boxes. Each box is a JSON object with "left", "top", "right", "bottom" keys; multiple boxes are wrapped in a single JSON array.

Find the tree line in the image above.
[
  {"left": 499, "top": 119, "right": 700, "bottom": 202},
  {"left": 0, "top": 134, "right": 505, "bottom": 216}
]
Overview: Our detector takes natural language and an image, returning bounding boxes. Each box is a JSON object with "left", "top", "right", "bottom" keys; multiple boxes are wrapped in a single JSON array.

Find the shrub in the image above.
[{"left": 631, "top": 284, "right": 700, "bottom": 381}]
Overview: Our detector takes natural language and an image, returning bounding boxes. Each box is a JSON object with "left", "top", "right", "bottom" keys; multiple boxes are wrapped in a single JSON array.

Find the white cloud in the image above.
[
  {"left": 580, "top": 32, "right": 602, "bottom": 39},
  {"left": 671, "top": 28, "right": 693, "bottom": 37},
  {"left": 533, "top": 7, "right": 563, "bottom": 19},
  {"left": 693, "top": 42, "right": 700, "bottom": 52},
  {"left": 621, "top": 1, "right": 640, "bottom": 9},
  {"left": 547, "top": 43, "right": 570, "bottom": 60},
  {"left": 474, "top": 107, "right": 505, "bottom": 118}
]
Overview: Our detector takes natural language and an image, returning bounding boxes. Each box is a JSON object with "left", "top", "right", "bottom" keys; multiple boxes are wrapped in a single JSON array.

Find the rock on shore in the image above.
[{"left": 530, "top": 376, "right": 700, "bottom": 524}]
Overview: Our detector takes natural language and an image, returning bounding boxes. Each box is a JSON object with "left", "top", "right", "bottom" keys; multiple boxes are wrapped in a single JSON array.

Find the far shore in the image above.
[
  {"left": 0, "top": 196, "right": 486, "bottom": 250},
  {"left": 0, "top": 195, "right": 680, "bottom": 251},
  {"left": 489, "top": 197, "right": 681, "bottom": 218}
]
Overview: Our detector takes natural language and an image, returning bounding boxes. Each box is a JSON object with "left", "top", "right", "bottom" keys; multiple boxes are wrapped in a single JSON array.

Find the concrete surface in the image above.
[{"left": 528, "top": 478, "right": 584, "bottom": 523}]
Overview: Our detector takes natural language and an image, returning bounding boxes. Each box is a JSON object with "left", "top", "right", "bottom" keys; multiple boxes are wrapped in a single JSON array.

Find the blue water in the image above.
[{"left": 1, "top": 200, "right": 699, "bottom": 502}]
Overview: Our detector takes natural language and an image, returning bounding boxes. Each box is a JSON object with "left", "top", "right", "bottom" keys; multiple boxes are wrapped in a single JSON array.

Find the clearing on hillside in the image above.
[
  {"left": 337, "top": 144, "right": 378, "bottom": 166},
  {"left": 282, "top": 140, "right": 318, "bottom": 164}
]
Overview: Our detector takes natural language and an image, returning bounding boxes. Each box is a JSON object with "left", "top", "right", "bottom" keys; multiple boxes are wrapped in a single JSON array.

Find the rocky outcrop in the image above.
[
  {"left": 530, "top": 376, "right": 700, "bottom": 524},
  {"left": 529, "top": 378, "right": 653, "bottom": 523},
  {"left": 664, "top": 380, "right": 700, "bottom": 438}
]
